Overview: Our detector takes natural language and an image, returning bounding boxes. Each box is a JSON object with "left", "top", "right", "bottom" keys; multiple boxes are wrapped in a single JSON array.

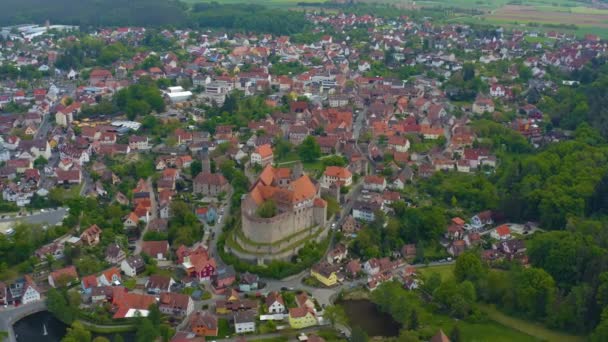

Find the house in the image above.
[
  {"left": 471, "top": 210, "right": 493, "bottom": 229},
  {"left": 341, "top": 215, "right": 360, "bottom": 235},
  {"left": 472, "top": 98, "right": 495, "bottom": 114},
  {"left": 183, "top": 253, "right": 216, "bottom": 282},
  {"left": 346, "top": 259, "right": 362, "bottom": 278},
  {"left": 121, "top": 255, "right": 145, "bottom": 277},
  {"left": 234, "top": 311, "right": 256, "bottom": 334},
  {"left": 239, "top": 272, "right": 259, "bottom": 292},
  {"left": 80, "top": 224, "right": 102, "bottom": 246},
  {"left": 21, "top": 281, "right": 41, "bottom": 304},
  {"left": 430, "top": 329, "right": 451, "bottom": 342},
  {"left": 35, "top": 241, "right": 65, "bottom": 260},
  {"left": 129, "top": 136, "right": 150, "bottom": 150},
  {"left": 265, "top": 292, "right": 285, "bottom": 314},
  {"left": 141, "top": 241, "right": 170, "bottom": 260},
  {"left": 146, "top": 275, "right": 175, "bottom": 295},
  {"left": 363, "top": 175, "right": 386, "bottom": 192},
  {"left": 388, "top": 136, "right": 410, "bottom": 152},
  {"left": 311, "top": 262, "right": 340, "bottom": 287},
  {"left": 295, "top": 292, "right": 315, "bottom": 311},
  {"left": 327, "top": 243, "right": 348, "bottom": 264},
  {"left": 48, "top": 266, "right": 78, "bottom": 288},
  {"left": 98, "top": 267, "right": 122, "bottom": 286},
  {"left": 196, "top": 207, "right": 217, "bottom": 224},
  {"left": 213, "top": 265, "right": 236, "bottom": 291},
  {"left": 288, "top": 307, "right": 317, "bottom": 329},
  {"left": 364, "top": 257, "right": 397, "bottom": 276},
  {"left": 193, "top": 172, "right": 229, "bottom": 196},
  {"left": 111, "top": 288, "right": 157, "bottom": 319},
  {"left": 189, "top": 311, "right": 218, "bottom": 336},
  {"left": 352, "top": 201, "right": 381, "bottom": 222},
  {"left": 321, "top": 166, "right": 352, "bottom": 188},
  {"left": 159, "top": 292, "right": 194, "bottom": 317},
  {"left": 105, "top": 243, "right": 126, "bottom": 264},
  {"left": 490, "top": 84, "right": 506, "bottom": 97},
  {"left": 491, "top": 225, "right": 511, "bottom": 240},
  {"left": 251, "top": 144, "right": 274, "bottom": 167},
  {"left": 401, "top": 244, "right": 416, "bottom": 260}
]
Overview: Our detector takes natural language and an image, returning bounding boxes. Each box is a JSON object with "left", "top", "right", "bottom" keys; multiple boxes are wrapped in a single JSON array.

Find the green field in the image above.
[
  {"left": 417, "top": 263, "right": 455, "bottom": 281},
  {"left": 181, "top": 0, "right": 327, "bottom": 7},
  {"left": 478, "top": 304, "right": 586, "bottom": 342}
]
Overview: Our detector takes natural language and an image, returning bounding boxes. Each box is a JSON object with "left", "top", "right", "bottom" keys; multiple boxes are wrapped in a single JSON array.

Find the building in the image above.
[
  {"left": 239, "top": 272, "right": 259, "bottom": 292},
  {"left": 234, "top": 311, "right": 256, "bottom": 334},
  {"left": 363, "top": 175, "right": 386, "bottom": 192},
  {"left": 310, "top": 262, "right": 340, "bottom": 287},
  {"left": 321, "top": 166, "right": 352, "bottom": 188},
  {"left": 352, "top": 201, "right": 381, "bottom": 222},
  {"left": 491, "top": 224, "right": 511, "bottom": 240},
  {"left": 189, "top": 311, "right": 218, "bottom": 336},
  {"left": 193, "top": 172, "right": 229, "bottom": 196},
  {"left": 251, "top": 144, "right": 274, "bottom": 167},
  {"left": 121, "top": 256, "right": 145, "bottom": 277},
  {"left": 48, "top": 266, "right": 78, "bottom": 288},
  {"left": 159, "top": 292, "right": 194, "bottom": 317},
  {"left": 141, "top": 241, "right": 170, "bottom": 260},
  {"left": 80, "top": 224, "right": 102, "bottom": 246},
  {"left": 239, "top": 165, "right": 327, "bottom": 262},
  {"left": 265, "top": 292, "right": 285, "bottom": 314},
  {"left": 105, "top": 243, "right": 126, "bottom": 264},
  {"left": 146, "top": 275, "right": 175, "bottom": 294},
  {"left": 288, "top": 307, "right": 317, "bottom": 329}
]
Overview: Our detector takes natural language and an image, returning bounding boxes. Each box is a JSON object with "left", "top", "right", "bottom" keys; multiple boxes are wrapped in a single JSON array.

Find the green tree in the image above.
[
  {"left": 257, "top": 200, "right": 277, "bottom": 218},
  {"left": 591, "top": 308, "right": 608, "bottom": 342},
  {"left": 351, "top": 326, "right": 369, "bottom": 342},
  {"left": 47, "top": 288, "right": 75, "bottom": 324},
  {"left": 298, "top": 136, "right": 321, "bottom": 162},
  {"left": 62, "top": 321, "right": 91, "bottom": 342},
  {"left": 323, "top": 305, "right": 348, "bottom": 328},
  {"left": 408, "top": 309, "right": 419, "bottom": 330},
  {"left": 190, "top": 160, "right": 202, "bottom": 176},
  {"left": 454, "top": 251, "right": 483, "bottom": 283},
  {"left": 136, "top": 318, "right": 159, "bottom": 342},
  {"left": 450, "top": 326, "right": 462, "bottom": 342}
]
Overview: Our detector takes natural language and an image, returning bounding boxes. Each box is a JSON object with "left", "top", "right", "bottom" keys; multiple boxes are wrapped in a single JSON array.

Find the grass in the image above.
[
  {"left": 182, "top": 0, "right": 327, "bottom": 8},
  {"left": 477, "top": 304, "right": 586, "bottom": 342},
  {"left": 77, "top": 320, "right": 136, "bottom": 334},
  {"left": 417, "top": 264, "right": 455, "bottom": 281},
  {"left": 214, "top": 318, "right": 232, "bottom": 338}
]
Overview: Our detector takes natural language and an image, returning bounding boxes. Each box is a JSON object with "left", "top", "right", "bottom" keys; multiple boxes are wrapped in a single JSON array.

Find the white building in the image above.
[{"left": 234, "top": 312, "right": 256, "bottom": 333}]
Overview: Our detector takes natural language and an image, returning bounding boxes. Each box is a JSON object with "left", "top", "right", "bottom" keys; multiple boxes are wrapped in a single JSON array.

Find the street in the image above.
[{"left": 0, "top": 208, "right": 68, "bottom": 226}]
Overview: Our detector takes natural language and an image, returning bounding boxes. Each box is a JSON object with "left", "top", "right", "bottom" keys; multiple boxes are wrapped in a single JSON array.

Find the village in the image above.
[{"left": 0, "top": 8, "right": 605, "bottom": 342}]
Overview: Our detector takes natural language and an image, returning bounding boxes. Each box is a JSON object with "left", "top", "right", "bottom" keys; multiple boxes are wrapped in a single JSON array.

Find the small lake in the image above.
[
  {"left": 338, "top": 299, "right": 401, "bottom": 337},
  {"left": 13, "top": 311, "right": 135, "bottom": 342}
]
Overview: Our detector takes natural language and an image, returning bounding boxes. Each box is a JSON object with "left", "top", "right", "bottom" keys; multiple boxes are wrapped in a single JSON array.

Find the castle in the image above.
[{"left": 234, "top": 164, "right": 328, "bottom": 263}]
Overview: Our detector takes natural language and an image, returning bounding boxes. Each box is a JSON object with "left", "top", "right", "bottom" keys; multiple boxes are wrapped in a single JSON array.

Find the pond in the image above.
[
  {"left": 13, "top": 311, "right": 135, "bottom": 342},
  {"left": 337, "top": 299, "right": 401, "bottom": 337}
]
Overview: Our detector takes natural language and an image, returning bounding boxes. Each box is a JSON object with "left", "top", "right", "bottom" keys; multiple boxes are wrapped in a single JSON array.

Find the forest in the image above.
[{"left": 1, "top": 0, "right": 309, "bottom": 36}]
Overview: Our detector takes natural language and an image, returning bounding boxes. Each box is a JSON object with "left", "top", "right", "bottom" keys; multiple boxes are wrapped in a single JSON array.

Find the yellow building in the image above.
[
  {"left": 310, "top": 262, "right": 339, "bottom": 287},
  {"left": 288, "top": 307, "right": 317, "bottom": 329}
]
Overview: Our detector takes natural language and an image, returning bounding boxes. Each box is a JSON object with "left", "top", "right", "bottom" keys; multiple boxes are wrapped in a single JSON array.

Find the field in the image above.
[
  {"left": 478, "top": 304, "right": 585, "bottom": 342},
  {"left": 181, "top": 0, "right": 327, "bottom": 8},
  {"left": 486, "top": 5, "right": 608, "bottom": 28},
  {"left": 417, "top": 263, "right": 455, "bottom": 281}
]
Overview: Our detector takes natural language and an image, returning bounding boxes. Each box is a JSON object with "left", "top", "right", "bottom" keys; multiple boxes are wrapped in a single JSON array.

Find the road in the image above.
[
  {"left": 134, "top": 178, "right": 158, "bottom": 254},
  {"left": 0, "top": 300, "right": 47, "bottom": 342},
  {"left": 0, "top": 208, "right": 68, "bottom": 226}
]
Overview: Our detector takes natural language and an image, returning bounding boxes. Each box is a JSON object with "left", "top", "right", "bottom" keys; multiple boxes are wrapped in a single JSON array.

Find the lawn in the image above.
[
  {"left": 477, "top": 304, "right": 586, "bottom": 342},
  {"left": 182, "top": 0, "right": 327, "bottom": 8},
  {"left": 417, "top": 263, "right": 455, "bottom": 281}
]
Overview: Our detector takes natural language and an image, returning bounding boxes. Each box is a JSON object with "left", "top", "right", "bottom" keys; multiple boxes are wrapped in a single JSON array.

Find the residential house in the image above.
[
  {"left": 159, "top": 292, "right": 194, "bottom": 317},
  {"left": 352, "top": 201, "right": 381, "bottom": 222},
  {"left": 472, "top": 98, "right": 495, "bottom": 114},
  {"left": 141, "top": 240, "right": 170, "bottom": 261},
  {"left": 310, "top": 262, "right": 340, "bottom": 287},
  {"left": 105, "top": 243, "right": 126, "bottom": 264},
  {"left": 346, "top": 260, "right": 362, "bottom": 278},
  {"left": 321, "top": 166, "right": 352, "bottom": 188},
  {"left": 239, "top": 272, "right": 259, "bottom": 292},
  {"left": 213, "top": 265, "right": 236, "bottom": 291},
  {"left": 121, "top": 255, "right": 146, "bottom": 277},
  {"left": 48, "top": 266, "right": 79, "bottom": 288},
  {"left": 189, "top": 311, "right": 218, "bottom": 336},
  {"left": 80, "top": 224, "right": 102, "bottom": 246},
  {"left": 363, "top": 175, "right": 386, "bottom": 192},
  {"left": 471, "top": 210, "right": 493, "bottom": 229},
  {"left": 288, "top": 307, "right": 317, "bottom": 329},
  {"left": 182, "top": 253, "right": 216, "bottom": 282},
  {"left": 327, "top": 243, "right": 348, "bottom": 264},
  {"left": 265, "top": 292, "right": 285, "bottom": 314},
  {"left": 193, "top": 172, "right": 229, "bottom": 196},
  {"left": 491, "top": 225, "right": 511, "bottom": 240},
  {"left": 388, "top": 136, "right": 410, "bottom": 152},
  {"left": 251, "top": 144, "right": 273, "bottom": 167},
  {"left": 146, "top": 275, "right": 175, "bottom": 295},
  {"left": 234, "top": 311, "right": 256, "bottom": 334},
  {"left": 20, "top": 280, "right": 41, "bottom": 304},
  {"left": 111, "top": 288, "right": 156, "bottom": 319},
  {"left": 98, "top": 267, "right": 122, "bottom": 286}
]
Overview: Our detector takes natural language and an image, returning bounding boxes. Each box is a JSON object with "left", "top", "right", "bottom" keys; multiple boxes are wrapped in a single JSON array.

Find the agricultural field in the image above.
[
  {"left": 486, "top": 5, "right": 608, "bottom": 29},
  {"left": 181, "top": 0, "right": 327, "bottom": 8}
]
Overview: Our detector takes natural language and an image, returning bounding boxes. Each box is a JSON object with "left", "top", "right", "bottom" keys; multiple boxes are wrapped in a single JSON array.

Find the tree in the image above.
[
  {"left": 408, "top": 309, "right": 419, "bottom": 330},
  {"left": 454, "top": 251, "right": 483, "bottom": 283},
  {"left": 190, "top": 160, "right": 202, "bottom": 177},
  {"left": 591, "top": 308, "right": 608, "bottom": 342},
  {"left": 34, "top": 156, "right": 48, "bottom": 169},
  {"left": 351, "top": 326, "right": 369, "bottom": 342},
  {"left": 323, "top": 305, "right": 348, "bottom": 328},
  {"left": 298, "top": 136, "right": 321, "bottom": 162},
  {"left": 62, "top": 321, "right": 91, "bottom": 342},
  {"left": 136, "top": 318, "right": 159, "bottom": 342},
  {"left": 257, "top": 200, "right": 277, "bottom": 218},
  {"left": 510, "top": 267, "right": 556, "bottom": 318},
  {"left": 463, "top": 63, "right": 475, "bottom": 81},
  {"left": 47, "top": 288, "right": 75, "bottom": 324},
  {"left": 92, "top": 338, "right": 110, "bottom": 342},
  {"left": 450, "top": 325, "right": 462, "bottom": 342}
]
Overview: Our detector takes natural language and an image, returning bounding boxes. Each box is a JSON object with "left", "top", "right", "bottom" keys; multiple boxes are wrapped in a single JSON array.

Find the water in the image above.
[
  {"left": 13, "top": 311, "right": 135, "bottom": 342},
  {"left": 338, "top": 299, "right": 401, "bottom": 337},
  {"left": 13, "top": 311, "right": 66, "bottom": 342}
]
